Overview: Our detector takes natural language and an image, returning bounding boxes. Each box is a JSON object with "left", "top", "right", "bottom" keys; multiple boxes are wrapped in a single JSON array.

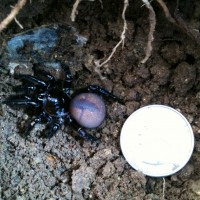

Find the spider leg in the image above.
[
  {"left": 33, "top": 65, "right": 55, "bottom": 83},
  {"left": 82, "top": 85, "right": 123, "bottom": 103},
  {"left": 14, "top": 85, "right": 37, "bottom": 93},
  {"left": 45, "top": 123, "right": 60, "bottom": 138},
  {"left": 62, "top": 63, "right": 73, "bottom": 96},
  {"left": 2, "top": 97, "right": 39, "bottom": 107},
  {"left": 15, "top": 74, "right": 47, "bottom": 87},
  {"left": 24, "top": 116, "right": 42, "bottom": 136},
  {"left": 24, "top": 111, "right": 52, "bottom": 136},
  {"left": 68, "top": 117, "right": 98, "bottom": 142},
  {"left": 76, "top": 126, "right": 98, "bottom": 142},
  {"left": 44, "top": 117, "right": 64, "bottom": 138}
]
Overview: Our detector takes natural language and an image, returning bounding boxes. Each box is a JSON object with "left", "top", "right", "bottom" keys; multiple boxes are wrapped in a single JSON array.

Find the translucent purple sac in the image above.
[{"left": 70, "top": 93, "right": 106, "bottom": 129}]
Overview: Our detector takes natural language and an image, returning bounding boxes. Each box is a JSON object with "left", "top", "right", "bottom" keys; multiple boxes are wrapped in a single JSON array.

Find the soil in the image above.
[{"left": 0, "top": 0, "right": 200, "bottom": 199}]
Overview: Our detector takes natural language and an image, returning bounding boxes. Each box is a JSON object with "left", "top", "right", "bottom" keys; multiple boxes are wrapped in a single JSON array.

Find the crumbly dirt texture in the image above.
[{"left": 1, "top": 0, "right": 200, "bottom": 199}]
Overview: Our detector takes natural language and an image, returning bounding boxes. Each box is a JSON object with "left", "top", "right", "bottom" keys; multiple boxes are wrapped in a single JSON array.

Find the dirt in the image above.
[{"left": 0, "top": 0, "right": 200, "bottom": 199}]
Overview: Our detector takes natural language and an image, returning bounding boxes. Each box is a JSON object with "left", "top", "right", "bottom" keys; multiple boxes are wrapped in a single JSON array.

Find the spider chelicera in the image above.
[{"left": 3, "top": 63, "right": 122, "bottom": 141}]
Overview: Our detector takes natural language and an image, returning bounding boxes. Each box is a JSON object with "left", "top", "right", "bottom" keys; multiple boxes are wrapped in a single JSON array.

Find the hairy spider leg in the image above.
[
  {"left": 83, "top": 85, "right": 123, "bottom": 104},
  {"left": 62, "top": 63, "right": 73, "bottom": 96}
]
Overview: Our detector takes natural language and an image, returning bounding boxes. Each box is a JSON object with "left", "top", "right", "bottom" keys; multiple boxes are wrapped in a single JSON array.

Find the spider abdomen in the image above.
[{"left": 70, "top": 93, "right": 106, "bottom": 129}]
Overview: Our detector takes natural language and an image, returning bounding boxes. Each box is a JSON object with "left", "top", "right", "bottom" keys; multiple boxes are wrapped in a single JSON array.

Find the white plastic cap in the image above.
[{"left": 120, "top": 105, "right": 194, "bottom": 177}]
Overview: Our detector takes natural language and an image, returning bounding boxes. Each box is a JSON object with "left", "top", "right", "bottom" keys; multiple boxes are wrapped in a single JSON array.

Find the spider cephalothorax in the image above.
[{"left": 3, "top": 63, "right": 122, "bottom": 141}]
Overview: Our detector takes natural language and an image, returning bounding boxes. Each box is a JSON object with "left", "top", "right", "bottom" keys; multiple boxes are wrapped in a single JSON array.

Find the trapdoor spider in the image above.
[{"left": 3, "top": 63, "right": 122, "bottom": 141}]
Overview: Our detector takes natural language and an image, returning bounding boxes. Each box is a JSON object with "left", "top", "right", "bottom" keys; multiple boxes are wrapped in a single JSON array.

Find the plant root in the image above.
[
  {"left": 0, "top": 0, "right": 27, "bottom": 32},
  {"left": 69, "top": 0, "right": 200, "bottom": 78},
  {"left": 156, "top": 0, "right": 200, "bottom": 45},
  {"left": 70, "top": 0, "right": 82, "bottom": 22},
  {"left": 94, "top": 0, "right": 129, "bottom": 79},
  {"left": 141, "top": 0, "right": 156, "bottom": 64}
]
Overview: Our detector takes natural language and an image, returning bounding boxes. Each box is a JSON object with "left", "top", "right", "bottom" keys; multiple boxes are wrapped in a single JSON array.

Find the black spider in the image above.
[{"left": 2, "top": 63, "right": 122, "bottom": 141}]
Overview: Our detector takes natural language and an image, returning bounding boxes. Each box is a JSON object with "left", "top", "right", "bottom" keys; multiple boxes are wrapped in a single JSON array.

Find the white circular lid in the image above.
[{"left": 120, "top": 105, "right": 194, "bottom": 177}]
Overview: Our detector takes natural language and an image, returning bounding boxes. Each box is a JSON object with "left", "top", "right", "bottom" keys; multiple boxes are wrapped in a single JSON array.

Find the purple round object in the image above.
[{"left": 70, "top": 93, "right": 106, "bottom": 128}]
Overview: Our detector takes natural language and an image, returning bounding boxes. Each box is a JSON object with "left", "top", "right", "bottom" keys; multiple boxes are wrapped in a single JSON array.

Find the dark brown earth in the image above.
[{"left": 0, "top": 0, "right": 200, "bottom": 199}]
